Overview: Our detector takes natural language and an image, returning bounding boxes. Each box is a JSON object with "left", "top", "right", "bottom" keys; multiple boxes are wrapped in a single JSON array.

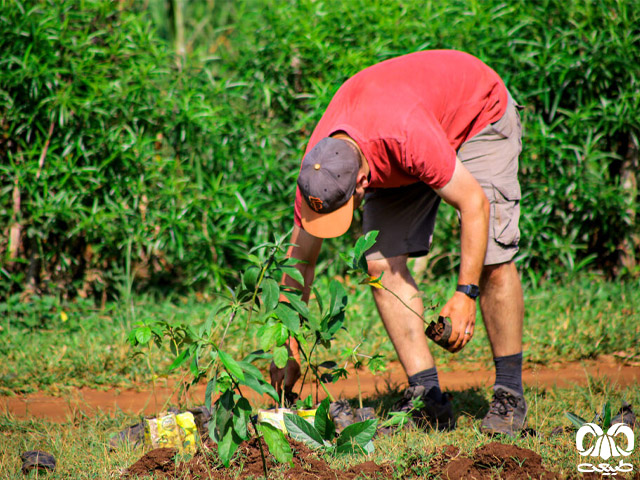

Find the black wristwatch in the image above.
[{"left": 457, "top": 284, "right": 480, "bottom": 300}]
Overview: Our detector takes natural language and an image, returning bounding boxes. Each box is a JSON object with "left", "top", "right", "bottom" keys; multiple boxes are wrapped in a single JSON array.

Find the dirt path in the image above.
[{"left": 2, "top": 358, "right": 638, "bottom": 422}]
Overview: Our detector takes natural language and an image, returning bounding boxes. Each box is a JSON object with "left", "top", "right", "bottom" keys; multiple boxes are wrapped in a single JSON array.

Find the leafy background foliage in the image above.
[{"left": 1, "top": 0, "right": 639, "bottom": 301}]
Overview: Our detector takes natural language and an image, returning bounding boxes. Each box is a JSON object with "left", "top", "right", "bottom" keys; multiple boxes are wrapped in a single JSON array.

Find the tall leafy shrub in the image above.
[
  {"left": 2, "top": 0, "right": 638, "bottom": 302},
  {"left": 0, "top": 0, "right": 295, "bottom": 299}
]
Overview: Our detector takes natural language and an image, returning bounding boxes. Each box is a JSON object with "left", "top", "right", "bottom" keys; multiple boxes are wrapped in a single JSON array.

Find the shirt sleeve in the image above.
[{"left": 403, "top": 109, "right": 457, "bottom": 189}]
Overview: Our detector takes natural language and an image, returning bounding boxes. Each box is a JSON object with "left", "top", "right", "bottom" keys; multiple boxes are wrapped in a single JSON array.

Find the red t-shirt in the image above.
[{"left": 294, "top": 49, "right": 508, "bottom": 228}]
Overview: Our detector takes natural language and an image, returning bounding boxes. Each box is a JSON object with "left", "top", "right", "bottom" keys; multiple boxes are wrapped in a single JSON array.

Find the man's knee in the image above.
[
  {"left": 367, "top": 258, "right": 389, "bottom": 278},
  {"left": 367, "top": 255, "right": 409, "bottom": 280},
  {"left": 482, "top": 260, "right": 514, "bottom": 283}
]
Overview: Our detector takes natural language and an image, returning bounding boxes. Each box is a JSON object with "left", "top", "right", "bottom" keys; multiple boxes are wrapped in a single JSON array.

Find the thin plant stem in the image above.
[
  {"left": 242, "top": 247, "right": 277, "bottom": 355},
  {"left": 356, "top": 366, "right": 363, "bottom": 410},
  {"left": 380, "top": 284, "right": 428, "bottom": 324},
  {"left": 228, "top": 373, "right": 269, "bottom": 479},
  {"left": 297, "top": 340, "right": 336, "bottom": 403}
]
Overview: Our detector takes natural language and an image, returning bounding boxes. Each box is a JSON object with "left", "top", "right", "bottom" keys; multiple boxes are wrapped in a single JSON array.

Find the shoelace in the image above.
[{"left": 489, "top": 391, "right": 519, "bottom": 417}]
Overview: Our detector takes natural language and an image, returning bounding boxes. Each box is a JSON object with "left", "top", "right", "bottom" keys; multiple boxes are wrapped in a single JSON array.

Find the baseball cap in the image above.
[{"left": 297, "top": 137, "right": 360, "bottom": 238}]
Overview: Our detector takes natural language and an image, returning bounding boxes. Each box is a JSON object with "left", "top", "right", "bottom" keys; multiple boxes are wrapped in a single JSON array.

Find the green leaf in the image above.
[
  {"left": 602, "top": 402, "right": 612, "bottom": 429},
  {"left": 236, "top": 360, "right": 264, "bottom": 379},
  {"left": 328, "top": 280, "right": 347, "bottom": 318},
  {"left": 135, "top": 326, "right": 152, "bottom": 345},
  {"left": 189, "top": 352, "right": 200, "bottom": 377},
  {"left": 167, "top": 347, "right": 190, "bottom": 372},
  {"left": 262, "top": 278, "right": 280, "bottom": 311},
  {"left": 232, "top": 397, "right": 251, "bottom": 440},
  {"left": 218, "top": 350, "right": 245, "bottom": 381},
  {"left": 218, "top": 419, "right": 242, "bottom": 467},
  {"left": 238, "top": 371, "right": 279, "bottom": 403},
  {"left": 312, "top": 286, "right": 325, "bottom": 313},
  {"left": 211, "top": 390, "right": 234, "bottom": 443},
  {"left": 284, "top": 413, "right": 325, "bottom": 450},
  {"left": 273, "top": 345, "right": 289, "bottom": 369},
  {"left": 258, "top": 323, "right": 278, "bottom": 351},
  {"left": 296, "top": 394, "right": 314, "bottom": 410},
  {"left": 260, "top": 322, "right": 288, "bottom": 350},
  {"left": 363, "top": 440, "right": 375, "bottom": 454},
  {"left": 275, "top": 303, "right": 300, "bottom": 334},
  {"left": 259, "top": 423, "right": 293, "bottom": 464},
  {"left": 367, "top": 355, "right": 387, "bottom": 373},
  {"left": 242, "top": 350, "right": 272, "bottom": 363},
  {"left": 283, "top": 291, "right": 309, "bottom": 318},
  {"left": 314, "top": 397, "right": 335, "bottom": 441},
  {"left": 280, "top": 265, "right": 304, "bottom": 286},
  {"left": 335, "top": 442, "right": 367, "bottom": 456},
  {"left": 274, "top": 322, "right": 289, "bottom": 346},
  {"left": 243, "top": 266, "right": 260, "bottom": 290},
  {"left": 565, "top": 411, "right": 589, "bottom": 429},
  {"left": 205, "top": 377, "right": 217, "bottom": 411},
  {"left": 351, "top": 231, "right": 378, "bottom": 270},
  {"left": 336, "top": 419, "right": 377, "bottom": 449}
]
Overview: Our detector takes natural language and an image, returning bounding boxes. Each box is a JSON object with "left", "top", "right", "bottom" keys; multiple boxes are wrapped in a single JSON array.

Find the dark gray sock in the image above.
[
  {"left": 408, "top": 367, "right": 442, "bottom": 402},
  {"left": 494, "top": 352, "right": 523, "bottom": 395}
]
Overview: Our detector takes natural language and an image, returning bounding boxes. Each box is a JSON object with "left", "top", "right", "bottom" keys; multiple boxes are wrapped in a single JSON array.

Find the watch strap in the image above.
[{"left": 457, "top": 284, "right": 480, "bottom": 299}]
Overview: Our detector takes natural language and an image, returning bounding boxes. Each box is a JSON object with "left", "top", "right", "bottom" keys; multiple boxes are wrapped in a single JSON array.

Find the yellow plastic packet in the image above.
[
  {"left": 144, "top": 411, "right": 198, "bottom": 454},
  {"left": 175, "top": 412, "right": 197, "bottom": 454},
  {"left": 257, "top": 408, "right": 293, "bottom": 433},
  {"left": 297, "top": 409, "right": 317, "bottom": 425}
]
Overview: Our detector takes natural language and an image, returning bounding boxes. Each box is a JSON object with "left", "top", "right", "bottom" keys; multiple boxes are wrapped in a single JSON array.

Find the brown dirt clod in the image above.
[
  {"left": 435, "top": 441, "right": 560, "bottom": 480},
  {"left": 122, "top": 438, "right": 392, "bottom": 480},
  {"left": 122, "top": 438, "right": 570, "bottom": 480}
]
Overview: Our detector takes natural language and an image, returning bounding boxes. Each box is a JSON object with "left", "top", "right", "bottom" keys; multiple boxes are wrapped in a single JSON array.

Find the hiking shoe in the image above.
[
  {"left": 611, "top": 402, "right": 636, "bottom": 428},
  {"left": 329, "top": 400, "right": 356, "bottom": 433},
  {"left": 480, "top": 386, "right": 528, "bottom": 436},
  {"left": 109, "top": 422, "right": 145, "bottom": 450},
  {"left": 392, "top": 385, "right": 455, "bottom": 431},
  {"left": 355, "top": 406, "right": 377, "bottom": 422},
  {"left": 21, "top": 451, "right": 56, "bottom": 474}
]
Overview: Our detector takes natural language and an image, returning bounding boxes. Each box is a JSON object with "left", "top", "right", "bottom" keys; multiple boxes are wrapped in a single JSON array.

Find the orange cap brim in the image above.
[{"left": 300, "top": 196, "right": 354, "bottom": 239}]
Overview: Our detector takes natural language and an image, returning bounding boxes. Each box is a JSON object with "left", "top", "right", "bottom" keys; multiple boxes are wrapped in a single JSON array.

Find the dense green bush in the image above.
[
  {"left": 1, "top": 0, "right": 638, "bottom": 300},
  {"left": 0, "top": 0, "right": 295, "bottom": 298}
]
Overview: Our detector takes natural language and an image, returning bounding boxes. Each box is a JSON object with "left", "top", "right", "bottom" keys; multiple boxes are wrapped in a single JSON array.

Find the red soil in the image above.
[{"left": 2, "top": 357, "right": 638, "bottom": 422}]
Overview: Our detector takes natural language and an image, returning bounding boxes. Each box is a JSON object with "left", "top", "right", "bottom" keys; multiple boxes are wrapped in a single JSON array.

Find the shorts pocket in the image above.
[{"left": 491, "top": 181, "right": 521, "bottom": 248}]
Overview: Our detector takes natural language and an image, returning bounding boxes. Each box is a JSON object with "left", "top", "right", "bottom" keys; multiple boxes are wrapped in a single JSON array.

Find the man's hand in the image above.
[
  {"left": 269, "top": 357, "right": 301, "bottom": 396},
  {"left": 439, "top": 292, "right": 477, "bottom": 352},
  {"left": 269, "top": 339, "right": 302, "bottom": 404}
]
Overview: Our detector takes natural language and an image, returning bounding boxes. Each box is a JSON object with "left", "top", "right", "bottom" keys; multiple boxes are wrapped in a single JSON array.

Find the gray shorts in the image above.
[{"left": 363, "top": 94, "right": 523, "bottom": 266}]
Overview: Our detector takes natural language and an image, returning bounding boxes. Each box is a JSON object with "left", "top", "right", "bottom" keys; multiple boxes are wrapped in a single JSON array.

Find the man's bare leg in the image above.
[
  {"left": 368, "top": 255, "right": 455, "bottom": 430},
  {"left": 479, "top": 261, "right": 524, "bottom": 357},
  {"left": 479, "top": 260, "right": 527, "bottom": 435},
  {"left": 368, "top": 255, "right": 436, "bottom": 376}
]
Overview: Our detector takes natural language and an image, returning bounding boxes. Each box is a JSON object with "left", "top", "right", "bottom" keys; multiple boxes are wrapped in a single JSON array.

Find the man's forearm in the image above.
[
  {"left": 457, "top": 197, "right": 490, "bottom": 287},
  {"left": 282, "top": 225, "right": 323, "bottom": 303}
]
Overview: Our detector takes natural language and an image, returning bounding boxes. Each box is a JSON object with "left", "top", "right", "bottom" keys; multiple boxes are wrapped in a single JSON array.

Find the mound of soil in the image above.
[
  {"left": 127, "top": 438, "right": 622, "bottom": 479},
  {"left": 432, "top": 442, "right": 559, "bottom": 480},
  {"left": 124, "top": 438, "right": 393, "bottom": 480}
]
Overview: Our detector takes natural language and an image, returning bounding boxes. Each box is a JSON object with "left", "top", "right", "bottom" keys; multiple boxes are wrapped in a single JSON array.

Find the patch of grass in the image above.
[
  {"left": 1, "top": 273, "right": 638, "bottom": 396},
  {"left": 0, "top": 380, "right": 638, "bottom": 479}
]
